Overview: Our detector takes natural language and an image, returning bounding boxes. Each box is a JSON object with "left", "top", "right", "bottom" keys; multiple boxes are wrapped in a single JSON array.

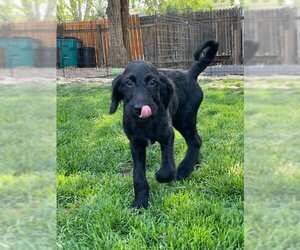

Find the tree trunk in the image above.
[
  {"left": 70, "top": 0, "right": 79, "bottom": 21},
  {"left": 84, "top": 0, "right": 93, "bottom": 20},
  {"left": 21, "top": 0, "right": 35, "bottom": 21},
  {"left": 44, "top": 0, "right": 56, "bottom": 21},
  {"left": 78, "top": 1, "right": 82, "bottom": 21},
  {"left": 34, "top": 0, "right": 41, "bottom": 21},
  {"left": 121, "top": 0, "right": 130, "bottom": 58},
  {"left": 106, "top": 0, "right": 129, "bottom": 67}
]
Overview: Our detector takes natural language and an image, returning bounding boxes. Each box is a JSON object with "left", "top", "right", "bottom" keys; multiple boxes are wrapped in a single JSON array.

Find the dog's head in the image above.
[{"left": 109, "top": 61, "right": 174, "bottom": 119}]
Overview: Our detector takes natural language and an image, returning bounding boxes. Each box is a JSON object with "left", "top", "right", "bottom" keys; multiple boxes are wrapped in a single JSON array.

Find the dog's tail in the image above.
[{"left": 188, "top": 40, "right": 219, "bottom": 80}]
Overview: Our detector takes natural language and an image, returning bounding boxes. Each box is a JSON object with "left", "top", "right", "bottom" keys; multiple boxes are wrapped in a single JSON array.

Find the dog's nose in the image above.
[{"left": 134, "top": 104, "right": 143, "bottom": 113}]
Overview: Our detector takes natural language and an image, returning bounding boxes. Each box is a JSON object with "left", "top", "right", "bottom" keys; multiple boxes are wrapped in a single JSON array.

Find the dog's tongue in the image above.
[{"left": 139, "top": 105, "right": 152, "bottom": 118}]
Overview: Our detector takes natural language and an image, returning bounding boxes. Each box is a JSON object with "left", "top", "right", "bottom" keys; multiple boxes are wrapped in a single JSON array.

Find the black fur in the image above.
[{"left": 109, "top": 40, "right": 219, "bottom": 209}]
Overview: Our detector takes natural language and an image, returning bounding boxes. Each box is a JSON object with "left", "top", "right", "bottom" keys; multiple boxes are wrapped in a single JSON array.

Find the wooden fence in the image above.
[
  {"left": 0, "top": 21, "right": 56, "bottom": 68},
  {"left": 0, "top": 21, "right": 56, "bottom": 47},
  {"left": 1, "top": 7, "right": 299, "bottom": 70},
  {"left": 57, "top": 14, "right": 144, "bottom": 66},
  {"left": 138, "top": 8, "right": 243, "bottom": 68},
  {"left": 57, "top": 8, "right": 244, "bottom": 67},
  {"left": 245, "top": 8, "right": 300, "bottom": 64}
]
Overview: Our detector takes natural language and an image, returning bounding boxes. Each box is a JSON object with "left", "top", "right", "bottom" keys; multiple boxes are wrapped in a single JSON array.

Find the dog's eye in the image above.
[
  {"left": 149, "top": 80, "right": 157, "bottom": 87},
  {"left": 124, "top": 80, "right": 134, "bottom": 88}
]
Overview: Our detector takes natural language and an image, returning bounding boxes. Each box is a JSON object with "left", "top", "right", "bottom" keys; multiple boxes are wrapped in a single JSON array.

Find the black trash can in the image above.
[
  {"left": 57, "top": 47, "right": 60, "bottom": 68},
  {"left": 35, "top": 47, "right": 57, "bottom": 67},
  {"left": 78, "top": 47, "right": 96, "bottom": 68}
]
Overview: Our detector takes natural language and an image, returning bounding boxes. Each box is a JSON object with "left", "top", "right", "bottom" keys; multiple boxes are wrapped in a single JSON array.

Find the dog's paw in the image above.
[
  {"left": 155, "top": 169, "right": 175, "bottom": 183},
  {"left": 132, "top": 198, "right": 148, "bottom": 209},
  {"left": 176, "top": 165, "right": 194, "bottom": 180}
]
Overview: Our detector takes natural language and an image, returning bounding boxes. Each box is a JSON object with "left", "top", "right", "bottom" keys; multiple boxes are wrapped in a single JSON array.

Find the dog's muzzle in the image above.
[{"left": 134, "top": 104, "right": 152, "bottom": 118}]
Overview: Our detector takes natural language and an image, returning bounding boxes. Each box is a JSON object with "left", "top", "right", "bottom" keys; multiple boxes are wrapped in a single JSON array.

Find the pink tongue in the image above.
[{"left": 139, "top": 105, "right": 152, "bottom": 118}]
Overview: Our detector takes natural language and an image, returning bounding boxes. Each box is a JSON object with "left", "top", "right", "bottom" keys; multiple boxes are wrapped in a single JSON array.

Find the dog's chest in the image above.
[{"left": 124, "top": 118, "right": 171, "bottom": 143}]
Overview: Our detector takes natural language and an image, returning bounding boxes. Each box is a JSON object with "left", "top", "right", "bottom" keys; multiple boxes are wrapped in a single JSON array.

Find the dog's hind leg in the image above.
[
  {"left": 156, "top": 131, "right": 176, "bottom": 183},
  {"left": 174, "top": 123, "right": 202, "bottom": 180}
]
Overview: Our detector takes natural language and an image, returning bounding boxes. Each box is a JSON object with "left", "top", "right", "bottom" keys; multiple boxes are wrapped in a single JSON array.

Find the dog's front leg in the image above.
[
  {"left": 130, "top": 140, "right": 149, "bottom": 209},
  {"left": 156, "top": 130, "right": 176, "bottom": 183}
]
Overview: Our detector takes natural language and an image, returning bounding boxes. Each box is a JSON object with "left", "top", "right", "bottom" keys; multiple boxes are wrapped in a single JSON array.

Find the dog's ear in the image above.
[
  {"left": 159, "top": 73, "right": 174, "bottom": 109},
  {"left": 109, "top": 74, "right": 123, "bottom": 114}
]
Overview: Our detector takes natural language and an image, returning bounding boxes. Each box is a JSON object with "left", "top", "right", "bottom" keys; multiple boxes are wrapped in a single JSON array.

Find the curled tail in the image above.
[{"left": 188, "top": 40, "right": 219, "bottom": 80}]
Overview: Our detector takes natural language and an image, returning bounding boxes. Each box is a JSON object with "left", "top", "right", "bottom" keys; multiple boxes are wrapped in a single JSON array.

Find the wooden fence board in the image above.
[
  {"left": 297, "top": 8, "right": 300, "bottom": 62},
  {"left": 244, "top": 7, "right": 298, "bottom": 64},
  {"left": 3, "top": 7, "right": 299, "bottom": 68},
  {"left": 5, "top": 7, "right": 297, "bottom": 68},
  {"left": 55, "top": 9, "right": 246, "bottom": 66},
  {"left": 2, "top": 21, "right": 56, "bottom": 47},
  {"left": 58, "top": 15, "right": 144, "bottom": 66},
  {"left": 129, "top": 14, "right": 138, "bottom": 60}
]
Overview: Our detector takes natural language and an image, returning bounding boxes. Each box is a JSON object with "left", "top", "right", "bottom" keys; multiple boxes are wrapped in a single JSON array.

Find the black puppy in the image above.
[{"left": 109, "top": 40, "right": 218, "bottom": 209}]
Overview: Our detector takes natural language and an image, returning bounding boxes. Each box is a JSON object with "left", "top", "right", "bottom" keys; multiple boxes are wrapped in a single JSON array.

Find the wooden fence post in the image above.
[
  {"left": 233, "top": 8, "right": 242, "bottom": 65},
  {"left": 283, "top": 8, "right": 296, "bottom": 64},
  {"left": 96, "top": 24, "right": 104, "bottom": 66}
]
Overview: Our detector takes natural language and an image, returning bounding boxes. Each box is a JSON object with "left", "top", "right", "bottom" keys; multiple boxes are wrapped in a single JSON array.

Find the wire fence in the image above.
[
  {"left": 1, "top": 7, "right": 300, "bottom": 78},
  {"left": 56, "top": 8, "right": 243, "bottom": 78}
]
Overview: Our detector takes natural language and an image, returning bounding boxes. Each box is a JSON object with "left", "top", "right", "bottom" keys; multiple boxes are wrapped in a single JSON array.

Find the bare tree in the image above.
[
  {"left": 106, "top": 0, "right": 130, "bottom": 67},
  {"left": 57, "top": 0, "right": 97, "bottom": 22},
  {"left": 84, "top": 0, "right": 93, "bottom": 20},
  {"left": 44, "top": 0, "right": 56, "bottom": 20}
]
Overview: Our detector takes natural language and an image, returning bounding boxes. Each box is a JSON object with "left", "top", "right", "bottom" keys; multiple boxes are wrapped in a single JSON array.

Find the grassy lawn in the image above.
[
  {"left": 0, "top": 83, "right": 56, "bottom": 249},
  {"left": 57, "top": 79, "right": 244, "bottom": 249},
  {"left": 244, "top": 80, "right": 300, "bottom": 249}
]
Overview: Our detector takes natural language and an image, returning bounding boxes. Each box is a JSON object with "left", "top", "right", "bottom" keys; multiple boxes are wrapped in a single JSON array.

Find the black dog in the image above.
[{"left": 109, "top": 40, "right": 218, "bottom": 209}]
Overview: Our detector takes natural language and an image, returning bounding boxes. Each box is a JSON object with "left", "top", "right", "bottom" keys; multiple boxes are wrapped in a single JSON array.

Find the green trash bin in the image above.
[
  {"left": 0, "top": 37, "right": 40, "bottom": 68},
  {"left": 57, "top": 37, "right": 82, "bottom": 68},
  {"left": 0, "top": 38, "right": 9, "bottom": 48}
]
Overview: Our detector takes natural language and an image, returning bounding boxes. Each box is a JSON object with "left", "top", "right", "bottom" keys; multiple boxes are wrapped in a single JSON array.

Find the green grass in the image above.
[
  {"left": 0, "top": 83, "right": 56, "bottom": 249},
  {"left": 244, "top": 81, "right": 300, "bottom": 249},
  {"left": 57, "top": 79, "right": 244, "bottom": 249}
]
